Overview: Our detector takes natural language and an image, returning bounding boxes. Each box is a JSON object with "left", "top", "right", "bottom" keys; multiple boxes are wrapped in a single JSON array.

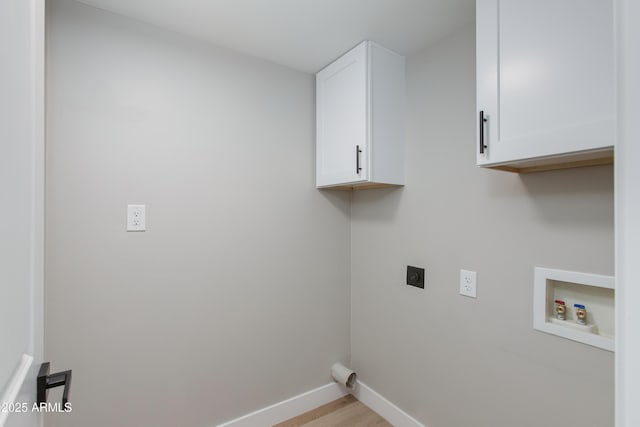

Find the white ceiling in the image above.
[{"left": 74, "top": 0, "right": 474, "bottom": 73}]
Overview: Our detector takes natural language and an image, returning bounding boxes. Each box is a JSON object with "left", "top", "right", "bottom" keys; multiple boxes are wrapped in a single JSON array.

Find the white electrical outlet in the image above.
[
  {"left": 127, "top": 204, "right": 146, "bottom": 231},
  {"left": 459, "top": 269, "right": 477, "bottom": 298}
]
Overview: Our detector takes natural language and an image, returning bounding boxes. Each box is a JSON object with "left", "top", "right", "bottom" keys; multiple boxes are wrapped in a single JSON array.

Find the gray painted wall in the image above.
[
  {"left": 351, "top": 26, "right": 614, "bottom": 427},
  {"left": 45, "top": 1, "right": 350, "bottom": 426},
  {"left": 46, "top": 2, "right": 614, "bottom": 426}
]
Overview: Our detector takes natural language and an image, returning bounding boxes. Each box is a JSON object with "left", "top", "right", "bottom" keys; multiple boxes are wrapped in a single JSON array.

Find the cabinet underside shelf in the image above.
[
  {"left": 484, "top": 148, "right": 613, "bottom": 174},
  {"left": 319, "top": 183, "right": 404, "bottom": 191}
]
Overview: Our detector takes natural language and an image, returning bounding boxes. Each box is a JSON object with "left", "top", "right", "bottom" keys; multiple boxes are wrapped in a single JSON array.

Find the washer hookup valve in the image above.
[
  {"left": 574, "top": 304, "right": 587, "bottom": 325},
  {"left": 554, "top": 300, "right": 566, "bottom": 320}
]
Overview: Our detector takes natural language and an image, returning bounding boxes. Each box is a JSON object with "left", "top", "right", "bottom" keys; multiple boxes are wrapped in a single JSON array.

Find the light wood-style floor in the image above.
[{"left": 274, "top": 395, "right": 392, "bottom": 427}]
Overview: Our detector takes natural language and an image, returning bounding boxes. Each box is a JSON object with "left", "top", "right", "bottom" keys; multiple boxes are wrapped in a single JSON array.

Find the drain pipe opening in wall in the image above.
[{"left": 331, "top": 363, "right": 357, "bottom": 389}]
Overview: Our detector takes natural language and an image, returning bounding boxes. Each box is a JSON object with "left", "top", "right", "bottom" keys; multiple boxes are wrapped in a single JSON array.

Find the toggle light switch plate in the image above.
[{"left": 127, "top": 204, "right": 146, "bottom": 231}]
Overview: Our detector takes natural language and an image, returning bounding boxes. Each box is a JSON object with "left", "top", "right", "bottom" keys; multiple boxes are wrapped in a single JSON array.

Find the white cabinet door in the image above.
[
  {"left": 476, "top": 0, "right": 614, "bottom": 168},
  {"left": 316, "top": 43, "right": 369, "bottom": 187},
  {"left": 0, "top": 0, "right": 45, "bottom": 426}
]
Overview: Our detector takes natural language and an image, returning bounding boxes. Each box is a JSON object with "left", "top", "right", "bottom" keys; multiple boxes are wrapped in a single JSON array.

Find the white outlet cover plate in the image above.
[
  {"left": 459, "top": 269, "right": 477, "bottom": 298},
  {"left": 127, "top": 204, "right": 146, "bottom": 231}
]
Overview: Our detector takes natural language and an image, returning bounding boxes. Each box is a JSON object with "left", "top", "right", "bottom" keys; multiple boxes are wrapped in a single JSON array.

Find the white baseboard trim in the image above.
[
  {"left": 0, "top": 354, "right": 34, "bottom": 427},
  {"left": 216, "top": 382, "right": 348, "bottom": 427},
  {"left": 353, "top": 381, "right": 426, "bottom": 427}
]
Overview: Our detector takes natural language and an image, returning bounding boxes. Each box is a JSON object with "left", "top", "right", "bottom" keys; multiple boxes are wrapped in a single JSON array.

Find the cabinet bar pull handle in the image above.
[
  {"left": 37, "top": 362, "right": 72, "bottom": 406},
  {"left": 356, "top": 145, "right": 362, "bottom": 174},
  {"left": 479, "top": 110, "right": 488, "bottom": 154}
]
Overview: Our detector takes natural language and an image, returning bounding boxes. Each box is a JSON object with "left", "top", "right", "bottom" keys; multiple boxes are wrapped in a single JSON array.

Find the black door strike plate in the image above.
[{"left": 406, "top": 266, "right": 425, "bottom": 289}]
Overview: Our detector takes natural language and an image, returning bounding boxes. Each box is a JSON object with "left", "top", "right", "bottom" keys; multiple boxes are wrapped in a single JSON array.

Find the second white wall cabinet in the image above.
[
  {"left": 476, "top": 0, "right": 615, "bottom": 173},
  {"left": 316, "top": 41, "right": 405, "bottom": 189}
]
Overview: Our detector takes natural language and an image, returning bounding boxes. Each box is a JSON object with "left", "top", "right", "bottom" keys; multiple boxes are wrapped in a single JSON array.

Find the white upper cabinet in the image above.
[
  {"left": 316, "top": 41, "right": 405, "bottom": 189},
  {"left": 476, "top": 0, "right": 615, "bottom": 172}
]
